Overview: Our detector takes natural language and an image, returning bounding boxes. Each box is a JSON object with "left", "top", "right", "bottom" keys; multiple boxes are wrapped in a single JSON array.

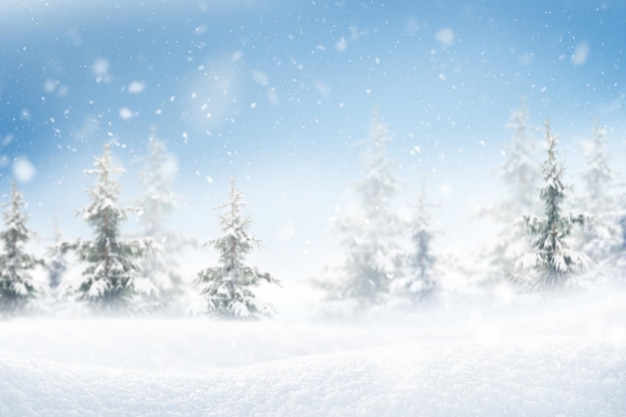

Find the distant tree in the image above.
[
  {"left": 519, "top": 121, "right": 588, "bottom": 288},
  {"left": 325, "top": 112, "right": 401, "bottom": 310},
  {"left": 47, "top": 213, "right": 67, "bottom": 292},
  {"left": 61, "top": 144, "right": 155, "bottom": 313},
  {"left": 393, "top": 183, "right": 439, "bottom": 305},
  {"left": 479, "top": 99, "right": 542, "bottom": 286},
  {"left": 499, "top": 99, "right": 542, "bottom": 215},
  {"left": 575, "top": 123, "right": 623, "bottom": 277},
  {"left": 196, "top": 178, "right": 279, "bottom": 319},
  {"left": 136, "top": 130, "right": 189, "bottom": 310},
  {"left": 0, "top": 182, "right": 44, "bottom": 315}
]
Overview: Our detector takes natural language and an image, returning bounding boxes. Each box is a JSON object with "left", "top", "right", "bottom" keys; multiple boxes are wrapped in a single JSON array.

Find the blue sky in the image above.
[{"left": 0, "top": 0, "right": 625, "bottom": 279}]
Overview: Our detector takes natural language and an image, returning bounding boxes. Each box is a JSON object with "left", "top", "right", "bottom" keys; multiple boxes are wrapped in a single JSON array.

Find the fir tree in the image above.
[
  {"left": 520, "top": 121, "right": 588, "bottom": 288},
  {"left": 330, "top": 112, "right": 401, "bottom": 309},
  {"left": 61, "top": 144, "right": 154, "bottom": 312},
  {"left": 136, "top": 130, "right": 189, "bottom": 310},
  {"left": 0, "top": 182, "right": 44, "bottom": 315},
  {"left": 196, "top": 178, "right": 279, "bottom": 319},
  {"left": 499, "top": 99, "right": 541, "bottom": 215},
  {"left": 576, "top": 123, "right": 623, "bottom": 275},
  {"left": 393, "top": 184, "right": 438, "bottom": 305},
  {"left": 47, "top": 213, "right": 67, "bottom": 292},
  {"left": 480, "top": 99, "right": 541, "bottom": 286}
]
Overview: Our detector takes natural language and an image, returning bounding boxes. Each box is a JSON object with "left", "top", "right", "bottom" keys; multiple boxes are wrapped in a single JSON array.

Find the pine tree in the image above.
[
  {"left": 576, "top": 123, "right": 623, "bottom": 275},
  {"left": 499, "top": 99, "right": 541, "bottom": 215},
  {"left": 196, "top": 178, "right": 279, "bottom": 319},
  {"left": 61, "top": 144, "right": 154, "bottom": 312},
  {"left": 520, "top": 121, "right": 588, "bottom": 288},
  {"left": 47, "top": 213, "right": 67, "bottom": 292},
  {"left": 0, "top": 182, "right": 44, "bottom": 315},
  {"left": 393, "top": 184, "right": 438, "bottom": 305},
  {"left": 330, "top": 112, "right": 401, "bottom": 309},
  {"left": 136, "top": 130, "right": 189, "bottom": 310},
  {"left": 480, "top": 100, "right": 541, "bottom": 286}
]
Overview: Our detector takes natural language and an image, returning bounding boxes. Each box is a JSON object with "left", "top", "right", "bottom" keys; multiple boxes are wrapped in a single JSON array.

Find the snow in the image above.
[
  {"left": 12, "top": 157, "right": 36, "bottom": 183},
  {"left": 1, "top": 288, "right": 626, "bottom": 416}
]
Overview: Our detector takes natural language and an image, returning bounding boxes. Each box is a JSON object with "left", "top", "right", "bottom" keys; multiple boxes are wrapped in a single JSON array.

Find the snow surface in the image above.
[{"left": 1, "top": 288, "right": 626, "bottom": 416}]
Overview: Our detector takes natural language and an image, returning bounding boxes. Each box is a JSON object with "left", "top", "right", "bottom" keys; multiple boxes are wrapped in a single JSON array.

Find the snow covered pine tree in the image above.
[
  {"left": 136, "top": 130, "right": 189, "bottom": 311},
  {"left": 0, "top": 182, "right": 44, "bottom": 315},
  {"left": 576, "top": 122, "right": 623, "bottom": 279},
  {"left": 197, "top": 178, "right": 279, "bottom": 319},
  {"left": 520, "top": 121, "right": 588, "bottom": 289},
  {"left": 61, "top": 144, "right": 155, "bottom": 313},
  {"left": 393, "top": 184, "right": 439, "bottom": 306},
  {"left": 327, "top": 112, "right": 401, "bottom": 311},
  {"left": 481, "top": 100, "right": 541, "bottom": 286},
  {"left": 46, "top": 213, "right": 67, "bottom": 293}
]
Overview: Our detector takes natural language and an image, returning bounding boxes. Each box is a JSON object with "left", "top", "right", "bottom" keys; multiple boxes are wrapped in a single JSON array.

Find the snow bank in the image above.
[
  {"left": 1, "top": 288, "right": 625, "bottom": 416},
  {"left": 1, "top": 340, "right": 624, "bottom": 417}
]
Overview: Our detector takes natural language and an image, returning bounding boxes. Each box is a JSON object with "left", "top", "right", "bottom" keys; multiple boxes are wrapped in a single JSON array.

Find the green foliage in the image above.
[
  {"left": 0, "top": 183, "right": 44, "bottom": 315},
  {"left": 197, "top": 178, "right": 279, "bottom": 319},
  {"left": 64, "top": 144, "right": 154, "bottom": 313},
  {"left": 521, "top": 122, "right": 588, "bottom": 288}
]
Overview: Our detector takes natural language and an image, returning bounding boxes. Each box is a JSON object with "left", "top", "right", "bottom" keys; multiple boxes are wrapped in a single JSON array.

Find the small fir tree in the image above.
[
  {"left": 47, "top": 213, "right": 67, "bottom": 292},
  {"left": 136, "top": 130, "right": 189, "bottom": 310},
  {"left": 575, "top": 123, "right": 623, "bottom": 276},
  {"left": 0, "top": 182, "right": 44, "bottom": 315},
  {"left": 499, "top": 99, "right": 542, "bottom": 215},
  {"left": 330, "top": 112, "right": 401, "bottom": 309},
  {"left": 479, "top": 99, "right": 541, "bottom": 286},
  {"left": 62, "top": 144, "right": 154, "bottom": 312},
  {"left": 393, "top": 184, "right": 438, "bottom": 305},
  {"left": 196, "top": 178, "right": 279, "bottom": 319},
  {"left": 520, "top": 121, "right": 588, "bottom": 288}
]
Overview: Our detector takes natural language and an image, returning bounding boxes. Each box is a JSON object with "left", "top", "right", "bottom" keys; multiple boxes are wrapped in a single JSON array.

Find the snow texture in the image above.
[{"left": 1, "top": 288, "right": 625, "bottom": 416}]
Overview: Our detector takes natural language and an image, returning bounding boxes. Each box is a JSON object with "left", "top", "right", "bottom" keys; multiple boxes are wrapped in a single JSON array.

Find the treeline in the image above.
[
  {"left": 316, "top": 104, "right": 626, "bottom": 315},
  {"left": 1, "top": 103, "right": 625, "bottom": 318},
  {"left": 0, "top": 136, "right": 279, "bottom": 319}
]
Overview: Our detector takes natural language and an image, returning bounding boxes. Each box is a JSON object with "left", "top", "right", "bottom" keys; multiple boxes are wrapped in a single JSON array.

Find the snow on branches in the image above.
[
  {"left": 0, "top": 183, "right": 44, "bottom": 315},
  {"left": 196, "top": 178, "right": 279, "bottom": 319},
  {"left": 60, "top": 144, "right": 156, "bottom": 313},
  {"left": 520, "top": 121, "right": 588, "bottom": 288}
]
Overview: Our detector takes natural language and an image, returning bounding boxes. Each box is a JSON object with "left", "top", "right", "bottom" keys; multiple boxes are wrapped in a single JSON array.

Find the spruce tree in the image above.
[
  {"left": 196, "top": 178, "right": 279, "bottom": 319},
  {"left": 520, "top": 121, "right": 588, "bottom": 288},
  {"left": 393, "top": 184, "right": 438, "bottom": 305},
  {"left": 576, "top": 123, "right": 623, "bottom": 274},
  {"left": 62, "top": 144, "right": 154, "bottom": 312},
  {"left": 0, "top": 182, "right": 44, "bottom": 315},
  {"left": 47, "top": 213, "right": 67, "bottom": 292},
  {"left": 480, "top": 99, "right": 541, "bottom": 286},
  {"left": 136, "top": 130, "right": 188, "bottom": 310},
  {"left": 330, "top": 112, "right": 401, "bottom": 309}
]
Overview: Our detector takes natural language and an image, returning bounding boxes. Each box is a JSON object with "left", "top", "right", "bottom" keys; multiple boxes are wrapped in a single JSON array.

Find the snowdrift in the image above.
[{"left": 1, "top": 289, "right": 625, "bottom": 416}]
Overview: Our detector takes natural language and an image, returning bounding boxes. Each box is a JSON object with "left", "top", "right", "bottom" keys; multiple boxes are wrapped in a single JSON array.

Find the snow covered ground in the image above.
[{"left": 1, "top": 287, "right": 626, "bottom": 417}]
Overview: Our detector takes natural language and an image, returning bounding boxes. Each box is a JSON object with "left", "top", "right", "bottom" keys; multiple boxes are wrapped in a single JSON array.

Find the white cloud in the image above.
[
  {"left": 335, "top": 37, "right": 347, "bottom": 52},
  {"left": 92, "top": 58, "right": 111, "bottom": 83},
  {"left": 13, "top": 157, "right": 36, "bottom": 183},
  {"left": 119, "top": 107, "right": 135, "bottom": 120},
  {"left": 127, "top": 81, "right": 146, "bottom": 94},
  {"left": 251, "top": 70, "right": 269, "bottom": 86},
  {"left": 313, "top": 80, "right": 331, "bottom": 99},
  {"left": 571, "top": 42, "right": 590, "bottom": 66},
  {"left": 435, "top": 28, "right": 455, "bottom": 48}
]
